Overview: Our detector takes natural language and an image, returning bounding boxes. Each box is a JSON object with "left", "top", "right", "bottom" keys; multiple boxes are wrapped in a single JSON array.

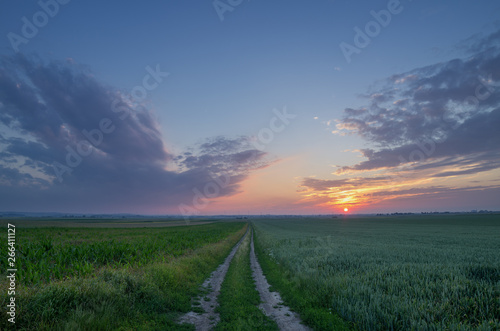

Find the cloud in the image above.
[
  {"left": 176, "top": 136, "right": 267, "bottom": 176},
  {"left": 336, "top": 29, "right": 500, "bottom": 172},
  {"left": 335, "top": 30, "right": 500, "bottom": 150},
  {"left": 0, "top": 54, "right": 269, "bottom": 213},
  {"left": 302, "top": 176, "right": 390, "bottom": 191},
  {"left": 336, "top": 105, "right": 500, "bottom": 175},
  {"left": 300, "top": 29, "right": 500, "bottom": 211}
]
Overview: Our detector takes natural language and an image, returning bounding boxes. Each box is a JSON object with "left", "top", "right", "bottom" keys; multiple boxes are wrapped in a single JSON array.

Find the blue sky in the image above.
[{"left": 1, "top": 0, "right": 499, "bottom": 214}]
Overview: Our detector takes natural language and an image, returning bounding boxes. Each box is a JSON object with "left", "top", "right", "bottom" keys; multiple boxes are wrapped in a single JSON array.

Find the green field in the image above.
[
  {"left": 0, "top": 221, "right": 246, "bottom": 330},
  {"left": 1, "top": 215, "right": 499, "bottom": 330},
  {"left": 0, "top": 221, "right": 237, "bottom": 285},
  {"left": 253, "top": 214, "right": 500, "bottom": 330}
]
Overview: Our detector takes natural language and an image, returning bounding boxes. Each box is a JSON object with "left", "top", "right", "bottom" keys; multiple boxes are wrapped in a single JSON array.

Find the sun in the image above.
[{"left": 344, "top": 207, "right": 349, "bottom": 212}]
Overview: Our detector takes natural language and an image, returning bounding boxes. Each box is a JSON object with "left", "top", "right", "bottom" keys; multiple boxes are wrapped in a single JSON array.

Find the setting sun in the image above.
[{"left": 344, "top": 208, "right": 349, "bottom": 212}]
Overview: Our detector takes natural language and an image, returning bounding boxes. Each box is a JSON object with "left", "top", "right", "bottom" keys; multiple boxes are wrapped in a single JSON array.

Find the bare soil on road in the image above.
[{"left": 250, "top": 230, "right": 311, "bottom": 331}]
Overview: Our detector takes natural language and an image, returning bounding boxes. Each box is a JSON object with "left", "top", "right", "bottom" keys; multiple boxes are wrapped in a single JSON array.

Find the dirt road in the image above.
[
  {"left": 179, "top": 226, "right": 309, "bottom": 330},
  {"left": 179, "top": 227, "right": 249, "bottom": 330}
]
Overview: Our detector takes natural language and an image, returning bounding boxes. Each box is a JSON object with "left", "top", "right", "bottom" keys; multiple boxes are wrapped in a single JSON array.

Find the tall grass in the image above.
[
  {"left": 253, "top": 215, "right": 500, "bottom": 330},
  {"left": 0, "top": 222, "right": 246, "bottom": 330},
  {"left": 1, "top": 223, "right": 243, "bottom": 285}
]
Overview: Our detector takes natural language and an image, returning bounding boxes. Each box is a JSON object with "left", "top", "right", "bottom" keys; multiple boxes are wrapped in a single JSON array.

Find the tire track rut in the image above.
[{"left": 250, "top": 230, "right": 311, "bottom": 330}]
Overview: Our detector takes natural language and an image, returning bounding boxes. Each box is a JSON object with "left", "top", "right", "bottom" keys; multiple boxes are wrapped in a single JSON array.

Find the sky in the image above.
[{"left": 0, "top": 0, "right": 499, "bottom": 215}]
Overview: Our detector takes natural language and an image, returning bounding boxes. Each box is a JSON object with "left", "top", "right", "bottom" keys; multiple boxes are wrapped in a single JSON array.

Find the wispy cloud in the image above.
[
  {"left": 0, "top": 54, "right": 270, "bottom": 213},
  {"left": 175, "top": 136, "right": 267, "bottom": 177}
]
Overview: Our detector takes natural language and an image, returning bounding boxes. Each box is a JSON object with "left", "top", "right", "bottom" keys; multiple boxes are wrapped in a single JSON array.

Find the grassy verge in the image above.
[
  {"left": 0, "top": 223, "right": 247, "bottom": 330},
  {"left": 216, "top": 229, "right": 278, "bottom": 330},
  {"left": 253, "top": 226, "right": 353, "bottom": 331}
]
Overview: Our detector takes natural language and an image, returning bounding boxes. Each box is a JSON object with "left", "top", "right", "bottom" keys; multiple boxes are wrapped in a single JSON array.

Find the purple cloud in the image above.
[
  {"left": 334, "top": 29, "right": 500, "bottom": 176},
  {"left": 176, "top": 136, "right": 267, "bottom": 176},
  {"left": 0, "top": 54, "right": 269, "bottom": 213}
]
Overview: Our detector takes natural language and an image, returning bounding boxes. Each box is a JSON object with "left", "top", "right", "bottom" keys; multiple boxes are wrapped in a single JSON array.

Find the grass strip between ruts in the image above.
[{"left": 216, "top": 228, "right": 278, "bottom": 330}]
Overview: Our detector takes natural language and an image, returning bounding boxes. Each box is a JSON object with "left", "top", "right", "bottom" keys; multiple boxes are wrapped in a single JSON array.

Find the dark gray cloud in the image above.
[
  {"left": 0, "top": 54, "right": 269, "bottom": 213},
  {"left": 337, "top": 104, "right": 500, "bottom": 175},
  {"left": 176, "top": 136, "right": 267, "bottom": 177},
  {"left": 335, "top": 29, "right": 500, "bottom": 176}
]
